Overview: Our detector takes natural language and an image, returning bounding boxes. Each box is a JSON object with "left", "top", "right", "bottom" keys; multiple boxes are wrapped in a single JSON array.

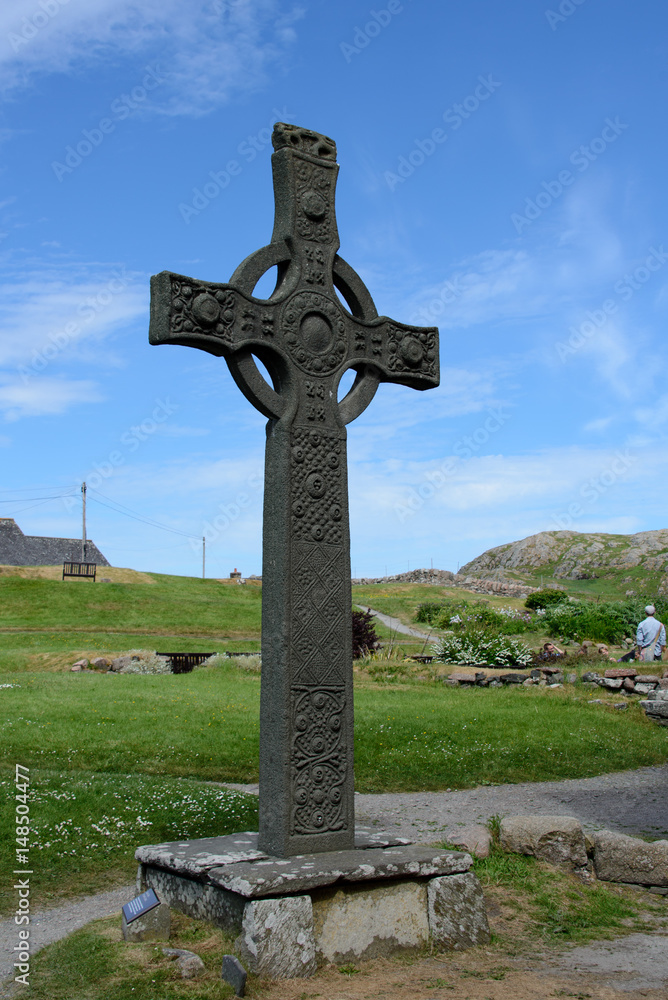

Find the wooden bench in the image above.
[{"left": 62, "top": 562, "right": 97, "bottom": 582}]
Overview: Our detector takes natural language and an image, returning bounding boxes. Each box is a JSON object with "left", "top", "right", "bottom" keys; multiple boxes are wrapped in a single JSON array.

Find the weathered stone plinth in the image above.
[{"left": 136, "top": 831, "right": 490, "bottom": 978}]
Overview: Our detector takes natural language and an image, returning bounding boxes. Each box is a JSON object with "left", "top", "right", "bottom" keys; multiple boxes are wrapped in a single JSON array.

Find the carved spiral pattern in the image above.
[{"left": 292, "top": 687, "right": 347, "bottom": 835}]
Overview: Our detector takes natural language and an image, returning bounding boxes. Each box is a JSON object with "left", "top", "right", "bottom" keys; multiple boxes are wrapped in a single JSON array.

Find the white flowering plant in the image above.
[{"left": 432, "top": 627, "right": 533, "bottom": 666}]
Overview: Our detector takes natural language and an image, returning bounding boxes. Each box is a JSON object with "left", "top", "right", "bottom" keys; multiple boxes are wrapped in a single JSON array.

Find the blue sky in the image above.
[{"left": 1, "top": 0, "right": 666, "bottom": 578}]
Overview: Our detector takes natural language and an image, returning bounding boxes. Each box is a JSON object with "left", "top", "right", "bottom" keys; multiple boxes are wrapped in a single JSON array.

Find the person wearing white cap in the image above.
[{"left": 636, "top": 605, "right": 666, "bottom": 662}]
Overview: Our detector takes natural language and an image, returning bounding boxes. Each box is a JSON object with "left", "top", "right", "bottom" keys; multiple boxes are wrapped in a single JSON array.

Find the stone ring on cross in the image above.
[{"left": 149, "top": 122, "right": 439, "bottom": 858}]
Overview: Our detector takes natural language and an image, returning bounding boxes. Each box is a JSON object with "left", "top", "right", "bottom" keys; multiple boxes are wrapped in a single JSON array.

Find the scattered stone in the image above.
[
  {"left": 659, "top": 678, "right": 668, "bottom": 689},
  {"left": 91, "top": 656, "right": 110, "bottom": 670},
  {"left": 221, "top": 954, "right": 247, "bottom": 996},
  {"left": 600, "top": 677, "right": 623, "bottom": 690},
  {"left": 499, "top": 815, "right": 588, "bottom": 870},
  {"left": 447, "top": 672, "right": 479, "bottom": 684},
  {"left": 71, "top": 658, "right": 88, "bottom": 670},
  {"left": 613, "top": 702, "right": 628, "bottom": 710},
  {"left": 488, "top": 679, "right": 502, "bottom": 687},
  {"left": 589, "top": 699, "right": 603, "bottom": 704},
  {"left": 639, "top": 699, "right": 668, "bottom": 726},
  {"left": 592, "top": 830, "right": 668, "bottom": 886},
  {"left": 122, "top": 902, "right": 171, "bottom": 941},
  {"left": 111, "top": 655, "right": 133, "bottom": 672},
  {"left": 70, "top": 664, "right": 83, "bottom": 672},
  {"left": 622, "top": 677, "right": 636, "bottom": 692},
  {"left": 567, "top": 672, "right": 577, "bottom": 684},
  {"left": 235, "top": 896, "right": 316, "bottom": 979},
  {"left": 605, "top": 667, "right": 637, "bottom": 678},
  {"left": 499, "top": 672, "right": 530, "bottom": 684},
  {"left": 635, "top": 675, "right": 659, "bottom": 684},
  {"left": 522, "top": 677, "right": 534, "bottom": 686},
  {"left": 635, "top": 683, "right": 658, "bottom": 694},
  {"left": 446, "top": 824, "right": 492, "bottom": 858},
  {"left": 427, "top": 873, "right": 491, "bottom": 949},
  {"left": 582, "top": 671, "right": 602, "bottom": 683},
  {"left": 162, "top": 947, "right": 206, "bottom": 978}
]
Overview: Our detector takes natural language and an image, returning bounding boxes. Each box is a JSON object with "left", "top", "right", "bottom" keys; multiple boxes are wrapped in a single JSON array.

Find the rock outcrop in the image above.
[{"left": 460, "top": 529, "right": 668, "bottom": 588}]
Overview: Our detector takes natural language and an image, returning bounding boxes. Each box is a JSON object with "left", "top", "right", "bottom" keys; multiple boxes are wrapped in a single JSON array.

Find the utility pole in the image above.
[
  {"left": 81, "top": 482, "right": 87, "bottom": 561},
  {"left": 202, "top": 536, "right": 206, "bottom": 579}
]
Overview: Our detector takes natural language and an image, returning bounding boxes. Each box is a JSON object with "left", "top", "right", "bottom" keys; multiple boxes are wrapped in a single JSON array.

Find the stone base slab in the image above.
[{"left": 136, "top": 831, "right": 489, "bottom": 978}]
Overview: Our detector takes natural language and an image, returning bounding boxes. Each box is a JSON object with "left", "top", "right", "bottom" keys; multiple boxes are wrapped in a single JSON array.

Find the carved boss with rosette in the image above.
[{"left": 149, "top": 123, "right": 439, "bottom": 858}]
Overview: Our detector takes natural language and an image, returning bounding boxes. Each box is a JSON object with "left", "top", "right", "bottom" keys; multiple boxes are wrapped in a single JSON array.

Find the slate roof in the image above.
[{"left": 0, "top": 519, "right": 110, "bottom": 567}]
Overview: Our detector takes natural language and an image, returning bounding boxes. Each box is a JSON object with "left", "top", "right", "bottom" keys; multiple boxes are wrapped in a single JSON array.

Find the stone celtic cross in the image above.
[{"left": 150, "top": 123, "right": 439, "bottom": 857}]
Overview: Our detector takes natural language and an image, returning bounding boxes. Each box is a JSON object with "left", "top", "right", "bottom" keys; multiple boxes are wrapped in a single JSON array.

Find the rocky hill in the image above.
[{"left": 460, "top": 530, "right": 668, "bottom": 594}]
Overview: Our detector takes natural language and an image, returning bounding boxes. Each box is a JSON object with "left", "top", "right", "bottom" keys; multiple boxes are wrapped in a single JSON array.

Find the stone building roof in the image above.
[{"left": 0, "top": 519, "right": 110, "bottom": 567}]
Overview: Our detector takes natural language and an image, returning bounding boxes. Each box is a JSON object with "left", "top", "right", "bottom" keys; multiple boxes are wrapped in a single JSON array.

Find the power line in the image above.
[{"left": 87, "top": 491, "right": 201, "bottom": 540}]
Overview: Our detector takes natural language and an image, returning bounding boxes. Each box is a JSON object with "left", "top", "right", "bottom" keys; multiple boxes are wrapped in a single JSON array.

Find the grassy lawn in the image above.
[
  {"left": 0, "top": 769, "right": 258, "bottom": 914},
  {"left": 1, "top": 566, "right": 667, "bottom": 920},
  {"left": 0, "top": 573, "right": 262, "bottom": 638}
]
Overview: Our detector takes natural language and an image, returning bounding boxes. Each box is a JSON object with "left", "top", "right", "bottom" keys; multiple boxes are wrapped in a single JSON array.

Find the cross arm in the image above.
[
  {"left": 149, "top": 270, "right": 277, "bottom": 357},
  {"left": 346, "top": 316, "right": 439, "bottom": 392}
]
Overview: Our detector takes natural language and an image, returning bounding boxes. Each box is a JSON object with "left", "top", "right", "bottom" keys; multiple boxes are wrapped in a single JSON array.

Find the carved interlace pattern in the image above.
[{"left": 291, "top": 687, "right": 347, "bottom": 835}]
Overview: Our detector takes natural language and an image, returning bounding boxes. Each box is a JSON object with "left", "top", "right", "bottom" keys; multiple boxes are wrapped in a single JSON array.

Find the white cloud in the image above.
[
  {"left": 1, "top": 0, "right": 302, "bottom": 116},
  {"left": 0, "top": 258, "right": 147, "bottom": 370},
  {"left": 0, "top": 377, "right": 103, "bottom": 420}
]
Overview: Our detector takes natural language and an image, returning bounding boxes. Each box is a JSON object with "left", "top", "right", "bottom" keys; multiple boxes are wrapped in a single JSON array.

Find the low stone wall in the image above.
[{"left": 351, "top": 567, "right": 540, "bottom": 597}]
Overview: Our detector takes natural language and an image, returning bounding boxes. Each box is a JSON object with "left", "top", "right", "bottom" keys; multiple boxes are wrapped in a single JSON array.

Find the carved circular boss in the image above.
[{"left": 281, "top": 291, "right": 347, "bottom": 375}]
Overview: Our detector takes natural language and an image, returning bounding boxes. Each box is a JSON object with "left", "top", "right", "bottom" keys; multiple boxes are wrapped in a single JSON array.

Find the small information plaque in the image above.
[{"left": 122, "top": 888, "right": 161, "bottom": 924}]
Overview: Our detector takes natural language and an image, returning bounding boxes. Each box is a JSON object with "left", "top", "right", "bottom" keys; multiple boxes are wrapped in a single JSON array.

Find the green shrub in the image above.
[
  {"left": 525, "top": 588, "right": 568, "bottom": 610},
  {"left": 432, "top": 627, "right": 533, "bottom": 666},
  {"left": 352, "top": 608, "right": 380, "bottom": 658},
  {"left": 543, "top": 601, "right": 629, "bottom": 643},
  {"left": 415, "top": 601, "right": 449, "bottom": 624}
]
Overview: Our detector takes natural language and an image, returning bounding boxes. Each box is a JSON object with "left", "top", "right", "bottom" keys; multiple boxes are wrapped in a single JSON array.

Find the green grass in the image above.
[
  {"left": 473, "top": 851, "right": 646, "bottom": 942},
  {"left": 0, "top": 769, "right": 258, "bottom": 913},
  {"left": 2, "top": 663, "right": 667, "bottom": 796},
  {"left": 0, "top": 573, "right": 262, "bottom": 637},
  {"left": 24, "top": 911, "right": 241, "bottom": 1000}
]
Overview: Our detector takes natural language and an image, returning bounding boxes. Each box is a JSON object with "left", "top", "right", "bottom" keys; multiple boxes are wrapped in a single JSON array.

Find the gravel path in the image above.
[
  {"left": 0, "top": 884, "right": 135, "bottom": 995},
  {"left": 2, "top": 763, "right": 667, "bottom": 994},
  {"left": 356, "top": 605, "right": 432, "bottom": 640}
]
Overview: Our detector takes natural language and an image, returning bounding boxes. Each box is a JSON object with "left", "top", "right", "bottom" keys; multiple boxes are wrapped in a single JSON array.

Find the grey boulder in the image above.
[{"left": 499, "top": 815, "right": 588, "bottom": 870}]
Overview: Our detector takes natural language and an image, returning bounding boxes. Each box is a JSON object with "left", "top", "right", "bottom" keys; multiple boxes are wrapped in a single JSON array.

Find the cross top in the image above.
[
  {"left": 150, "top": 123, "right": 439, "bottom": 858},
  {"left": 150, "top": 122, "right": 438, "bottom": 430}
]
